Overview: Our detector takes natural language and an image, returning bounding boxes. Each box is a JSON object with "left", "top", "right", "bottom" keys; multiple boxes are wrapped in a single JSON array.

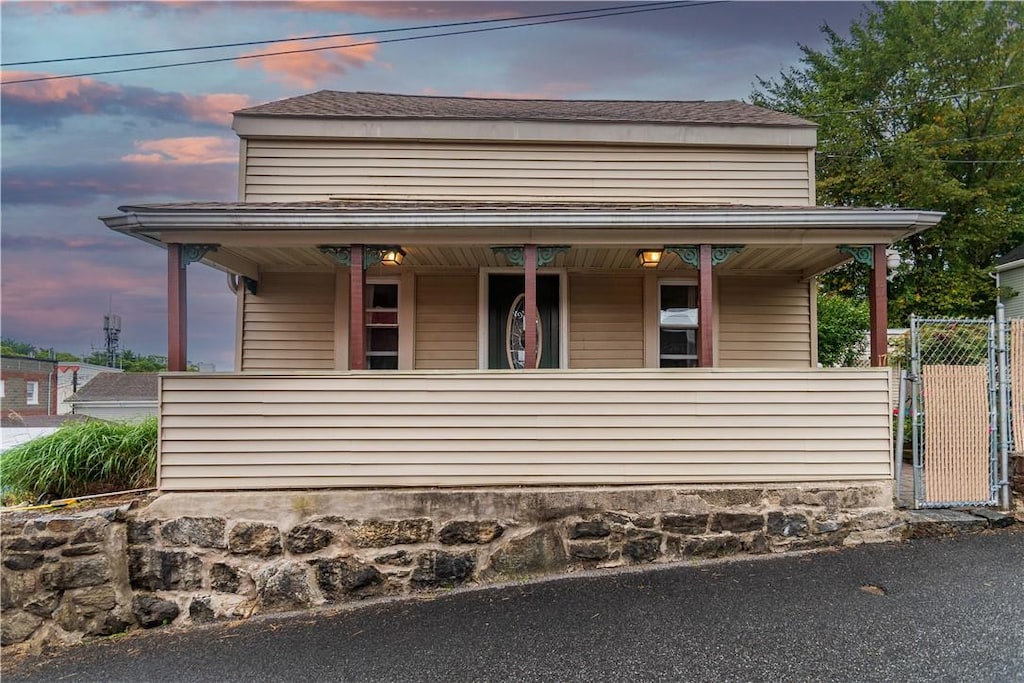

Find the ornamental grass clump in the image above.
[{"left": 0, "top": 417, "right": 157, "bottom": 503}]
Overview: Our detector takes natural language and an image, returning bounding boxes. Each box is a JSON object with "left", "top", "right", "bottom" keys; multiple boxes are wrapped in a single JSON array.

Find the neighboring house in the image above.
[
  {"left": 0, "top": 355, "right": 57, "bottom": 418},
  {"left": 99, "top": 91, "right": 943, "bottom": 492},
  {"left": 994, "top": 244, "right": 1024, "bottom": 319},
  {"left": 0, "top": 414, "right": 87, "bottom": 453},
  {"left": 65, "top": 372, "right": 158, "bottom": 422},
  {"left": 56, "top": 361, "right": 122, "bottom": 415}
]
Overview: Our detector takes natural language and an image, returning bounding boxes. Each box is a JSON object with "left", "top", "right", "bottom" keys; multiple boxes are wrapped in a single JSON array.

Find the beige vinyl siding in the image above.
[
  {"left": 158, "top": 369, "right": 892, "bottom": 490},
  {"left": 999, "top": 265, "right": 1024, "bottom": 320},
  {"left": 242, "top": 140, "right": 812, "bottom": 206},
  {"left": 241, "top": 272, "right": 335, "bottom": 371},
  {"left": 718, "top": 276, "right": 811, "bottom": 368},
  {"left": 415, "top": 273, "right": 478, "bottom": 369},
  {"left": 569, "top": 273, "right": 643, "bottom": 368}
]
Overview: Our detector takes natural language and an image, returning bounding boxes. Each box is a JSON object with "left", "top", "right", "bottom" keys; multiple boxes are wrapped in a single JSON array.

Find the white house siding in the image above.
[
  {"left": 158, "top": 370, "right": 891, "bottom": 490},
  {"left": 718, "top": 276, "right": 812, "bottom": 368},
  {"left": 999, "top": 265, "right": 1024, "bottom": 320},
  {"left": 242, "top": 140, "right": 813, "bottom": 206},
  {"left": 568, "top": 273, "right": 644, "bottom": 368},
  {"left": 241, "top": 272, "right": 335, "bottom": 371},
  {"left": 72, "top": 402, "right": 157, "bottom": 422},
  {"left": 414, "top": 272, "right": 478, "bottom": 370}
]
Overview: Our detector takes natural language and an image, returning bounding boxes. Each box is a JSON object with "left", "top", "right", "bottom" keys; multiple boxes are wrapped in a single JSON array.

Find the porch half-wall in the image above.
[{"left": 158, "top": 369, "right": 891, "bottom": 491}]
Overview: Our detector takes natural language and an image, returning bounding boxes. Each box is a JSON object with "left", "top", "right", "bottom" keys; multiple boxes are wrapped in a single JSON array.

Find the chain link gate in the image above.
[{"left": 905, "top": 314, "right": 1008, "bottom": 508}]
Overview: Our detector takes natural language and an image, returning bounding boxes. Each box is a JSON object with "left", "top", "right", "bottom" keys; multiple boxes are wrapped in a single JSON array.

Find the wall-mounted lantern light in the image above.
[
  {"left": 637, "top": 249, "right": 663, "bottom": 268},
  {"left": 380, "top": 247, "right": 406, "bottom": 266}
]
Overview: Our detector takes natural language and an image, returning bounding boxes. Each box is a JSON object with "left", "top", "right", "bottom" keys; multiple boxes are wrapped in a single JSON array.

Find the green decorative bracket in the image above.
[
  {"left": 710, "top": 245, "right": 745, "bottom": 266},
  {"left": 492, "top": 246, "right": 570, "bottom": 267},
  {"left": 537, "top": 246, "right": 570, "bottom": 266},
  {"left": 181, "top": 244, "right": 218, "bottom": 267},
  {"left": 666, "top": 246, "right": 700, "bottom": 268},
  {"left": 666, "top": 245, "right": 745, "bottom": 268},
  {"left": 491, "top": 246, "right": 524, "bottom": 266},
  {"left": 318, "top": 245, "right": 351, "bottom": 267},
  {"left": 838, "top": 245, "right": 873, "bottom": 267}
]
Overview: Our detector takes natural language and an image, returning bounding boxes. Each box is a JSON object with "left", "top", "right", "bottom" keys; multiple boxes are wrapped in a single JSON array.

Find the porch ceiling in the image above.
[
  {"left": 217, "top": 244, "right": 845, "bottom": 276},
  {"left": 99, "top": 200, "right": 943, "bottom": 280}
]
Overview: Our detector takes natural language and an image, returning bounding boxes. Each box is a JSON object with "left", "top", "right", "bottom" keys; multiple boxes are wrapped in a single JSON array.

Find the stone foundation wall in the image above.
[{"left": 2, "top": 482, "right": 902, "bottom": 653}]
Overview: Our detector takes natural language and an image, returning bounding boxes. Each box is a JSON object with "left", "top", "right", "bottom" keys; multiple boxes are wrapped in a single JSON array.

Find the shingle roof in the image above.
[
  {"left": 67, "top": 373, "right": 158, "bottom": 403},
  {"left": 234, "top": 91, "right": 814, "bottom": 127},
  {"left": 996, "top": 244, "right": 1024, "bottom": 266}
]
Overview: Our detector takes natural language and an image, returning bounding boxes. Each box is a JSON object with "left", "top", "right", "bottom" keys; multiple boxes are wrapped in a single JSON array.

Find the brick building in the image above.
[{"left": 0, "top": 356, "right": 58, "bottom": 418}]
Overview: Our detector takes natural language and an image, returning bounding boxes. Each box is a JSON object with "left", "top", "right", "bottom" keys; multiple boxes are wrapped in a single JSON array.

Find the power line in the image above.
[
  {"left": 803, "top": 82, "right": 1024, "bottom": 117},
  {"left": 1, "top": 1, "right": 684, "bottom": 67},
  {"left": 1, "top": 2, "right": 720, "bottom": 86}
]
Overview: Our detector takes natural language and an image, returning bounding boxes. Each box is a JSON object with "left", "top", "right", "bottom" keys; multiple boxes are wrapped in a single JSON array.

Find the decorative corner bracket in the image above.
[
  {"left": 710, "top": 245, "right": 745, "bottom": 266},
  {"left": 491, "top": 246, "right": 524, "bottom": 267},
  {"left": 491, "top": 246, "right": 570, "bottom": 267},
  {"left": 536, "top": 246, "right": 570, "bottom": 267},
  {"left": 318, "top": 245, "right": 351, "bottom": 267},
  {"left": 838, "top": 245, "right": 874, "bottom": 267},
  {"left": 666, "top": 246, "right": 700, "bottom": 268},
  {"left": 181, "top": 244, "right": 218, "bottom": 267},
  {"left": 667, "top": 245, "right": 745, "bottom": 268}
]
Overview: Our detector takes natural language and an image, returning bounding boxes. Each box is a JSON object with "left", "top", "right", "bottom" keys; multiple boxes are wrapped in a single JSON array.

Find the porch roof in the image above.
[{"left": 99, "top": 200, "right": 944, "bottom": 280}]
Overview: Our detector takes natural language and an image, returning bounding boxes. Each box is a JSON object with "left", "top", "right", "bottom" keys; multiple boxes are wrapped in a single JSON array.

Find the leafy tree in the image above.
[
  {"left": 816, "top": 292, "right": 869, "bottom": 367},
  {"left": 753, "top": 2, "right": 1024, "bottom": 323},
  {"left": 1, "top": 337, "right": 36, "bottom": 357}
]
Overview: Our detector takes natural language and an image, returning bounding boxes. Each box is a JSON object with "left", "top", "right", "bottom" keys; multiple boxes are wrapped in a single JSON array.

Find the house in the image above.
[
  {"left": 99, "top": 91, "right": 943, "bottom": 495},
  {"left": 0, "top": 355, "right": 57, "bottom": 418},
  {"left": 994, "top": 244, "right": 1024, "bottom": 319},
  {"left": 56, "top": 361, "right": 122, "bottom": 415},
  {"left": 65, "top": 372, "right": 158, "bottom": 422}
]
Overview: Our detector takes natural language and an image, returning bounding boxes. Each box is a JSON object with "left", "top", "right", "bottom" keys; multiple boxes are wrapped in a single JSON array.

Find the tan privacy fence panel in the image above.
[
  {"left": 158, "top": 369, "right": 891, "bottom": 491},
  {"left": 1012, "top": 320, "right": 1024, "bottom": 454},
  {"left": 921, "top": 365, "right": 990, "bottom": 504}
]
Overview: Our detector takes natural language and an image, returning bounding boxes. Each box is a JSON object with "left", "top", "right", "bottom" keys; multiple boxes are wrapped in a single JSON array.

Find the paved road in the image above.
[{"left": 7, "top": 530, "right": 1024, "bottom": 683}]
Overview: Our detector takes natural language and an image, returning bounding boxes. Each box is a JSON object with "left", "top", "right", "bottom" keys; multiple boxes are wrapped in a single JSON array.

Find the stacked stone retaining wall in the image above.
[{"left": 2, "top": 482, "right": 902, "bottom": 653}]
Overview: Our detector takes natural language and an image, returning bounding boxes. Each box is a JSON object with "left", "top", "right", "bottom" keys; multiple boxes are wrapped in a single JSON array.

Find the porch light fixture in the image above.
[
  {"left": 380, "top": 247, "right": 406, "bottom": 266},
  {"left": 637, "top": 249, "right": 663, "bottom": 268}
]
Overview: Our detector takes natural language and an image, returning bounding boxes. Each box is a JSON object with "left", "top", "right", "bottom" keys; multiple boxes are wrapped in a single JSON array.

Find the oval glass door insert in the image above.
[{"left": 506, "top": 293, "right": 542, "bottom": 369}]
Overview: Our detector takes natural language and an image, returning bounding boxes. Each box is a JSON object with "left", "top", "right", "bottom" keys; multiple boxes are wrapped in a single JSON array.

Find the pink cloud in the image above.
[
  {"left": 1, "top": 71, "right": 252, "bottom": 128},
  {"left": 121, "top": 137, "right": 237, "bottom": 165},
  {"left": 3, "top": 1, "right": 523, "bottom": 19},
  {"left": 237, "top": 37, "right": 378, "bottom": 87}
]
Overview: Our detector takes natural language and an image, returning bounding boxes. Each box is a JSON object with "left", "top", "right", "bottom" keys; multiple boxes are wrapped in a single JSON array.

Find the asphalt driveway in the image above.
[{"left": 6, "top": 529, "right": 1023, "bottom": 683}]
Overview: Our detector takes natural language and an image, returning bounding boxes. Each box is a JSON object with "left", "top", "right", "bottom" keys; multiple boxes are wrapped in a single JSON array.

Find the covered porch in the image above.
[{"left": 100, "top": 201, "right": 942, "bottom": 492}]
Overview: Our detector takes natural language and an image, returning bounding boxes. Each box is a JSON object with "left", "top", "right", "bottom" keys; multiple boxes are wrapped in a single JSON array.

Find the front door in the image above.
[{"left": 488, "top": 274, "right": 560, "bottom": 369}]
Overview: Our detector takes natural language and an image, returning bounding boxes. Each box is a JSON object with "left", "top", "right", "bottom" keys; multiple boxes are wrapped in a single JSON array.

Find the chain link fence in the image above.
[{"left": 906, "top": 315, "right": 1001, "bottom": 508}]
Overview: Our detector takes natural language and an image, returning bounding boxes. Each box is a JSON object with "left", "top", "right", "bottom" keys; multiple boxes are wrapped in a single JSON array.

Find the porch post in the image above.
[
  {"left": 869, "top": 243, "right": 887, "bottom": 367},
  {"left": 349, "top": 244, "right": 366, "bottom": 370},
  {"left": 698, "top": 244, "right": 714, "bottom": 367},
  {"left": 524, "top": 244, "right": 538, "bottom": 369},
  {"left": 167, "top": 243, "right": 187, "bottom": 372}
]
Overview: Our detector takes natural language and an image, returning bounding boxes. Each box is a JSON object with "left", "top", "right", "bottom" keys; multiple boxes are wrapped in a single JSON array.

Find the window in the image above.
[
  {"left": 26, "top": 381, "right": 39, "bottom": 405},
  {"left": 365, "top": 282, "right": 399, "bottom": 369},
  {"left": 659, "top": 283, "right": 698, "bottom": 368}
]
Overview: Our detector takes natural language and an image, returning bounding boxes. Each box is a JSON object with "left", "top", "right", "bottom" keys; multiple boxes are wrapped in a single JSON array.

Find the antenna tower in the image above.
[{"left": 103, "top": 314, "right": 122, "bottom": 368}]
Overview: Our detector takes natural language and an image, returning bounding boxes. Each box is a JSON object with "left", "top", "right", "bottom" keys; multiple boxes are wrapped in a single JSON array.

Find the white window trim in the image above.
[
  {"left": 644, "top": 274, "right": 700, "bottom": 368},
  {"left": 477, "top": 267, "right": 569, "bottom": 370},
  {"left": 365, "top": 275, "right": 415, "bottom": 370},
  {"left": 26, "top": 380, "right": 40, "bottom": 405}
]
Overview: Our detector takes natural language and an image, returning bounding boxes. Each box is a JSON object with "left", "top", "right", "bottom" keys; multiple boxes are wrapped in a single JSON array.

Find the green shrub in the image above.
[
  {"left": 817, "top": 292, "right": 869, "bottom": 367},
  {"left": 0, "top": 417, "right": 157, "bottom": 502}
]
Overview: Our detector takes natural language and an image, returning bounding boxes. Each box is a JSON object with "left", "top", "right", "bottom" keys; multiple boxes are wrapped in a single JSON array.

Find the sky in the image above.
[{"left": 0, "top": 0, "right": 868, "bottom": 370}]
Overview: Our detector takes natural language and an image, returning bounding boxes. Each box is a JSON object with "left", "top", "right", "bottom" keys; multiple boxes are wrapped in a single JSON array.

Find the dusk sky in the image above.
[{"left": 1, "top": 0, "right": 867, "bottom": 369}]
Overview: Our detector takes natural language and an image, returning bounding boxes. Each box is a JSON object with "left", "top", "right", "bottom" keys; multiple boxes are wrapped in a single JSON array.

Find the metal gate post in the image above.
[
  {"left": 910, "top": 315, "right": 923, "bottom": 507},
  {"left": 996, "top": 303, "right": 1011, "bottom": 509}
]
